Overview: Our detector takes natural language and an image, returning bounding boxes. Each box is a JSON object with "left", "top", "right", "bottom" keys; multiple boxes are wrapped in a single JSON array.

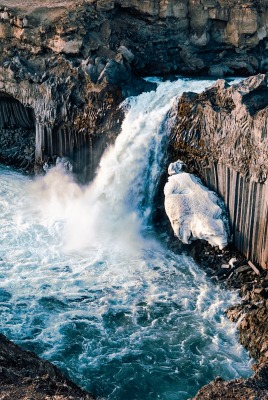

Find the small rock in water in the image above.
[{"left": 229, "top": 257, "right": 237, "bottom": 267}]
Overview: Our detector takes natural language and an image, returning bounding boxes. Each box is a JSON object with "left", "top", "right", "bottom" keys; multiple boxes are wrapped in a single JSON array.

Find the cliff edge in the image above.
[
  {"left": 171, "top": 74, "right": 268, "bottom": 269},
  {"left": 0, "top": 0, "right": 268, "bottom": 177}
]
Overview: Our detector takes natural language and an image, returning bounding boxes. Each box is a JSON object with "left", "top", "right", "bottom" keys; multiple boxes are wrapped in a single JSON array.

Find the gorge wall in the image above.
[
  {"left": 0, "top": 1, "right": 268, "bottom": 398},
  {"left": 0, "top": 0, "right": 268, "bottom": 176},
  {"left": 171, "top": 74, "right": 268, "bottom": 269}
]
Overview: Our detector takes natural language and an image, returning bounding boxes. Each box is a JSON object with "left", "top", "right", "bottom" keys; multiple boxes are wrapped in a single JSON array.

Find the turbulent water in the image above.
[{"left": 0, "top": 78, "right": 251, "bottom": 400}]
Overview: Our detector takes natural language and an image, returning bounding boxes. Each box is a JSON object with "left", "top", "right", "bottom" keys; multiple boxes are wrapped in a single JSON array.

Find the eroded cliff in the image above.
[
  {"left": 0, "top": 0, "right": 268, "bottom": 177},
  {"left": 171, "top": 74, "right": 268, "bottom": 269}
]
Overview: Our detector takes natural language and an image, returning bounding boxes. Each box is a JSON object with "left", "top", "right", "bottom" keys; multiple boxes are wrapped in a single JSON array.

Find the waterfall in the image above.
[
  {"left": 33, "top": 78, "right": 215, "bottom": 252},
  {"left": 0, "top": 77, "right": 252, "bottom": 400}
]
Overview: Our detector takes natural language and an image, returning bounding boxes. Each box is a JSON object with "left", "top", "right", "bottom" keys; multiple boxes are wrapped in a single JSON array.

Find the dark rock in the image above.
[
  {"left": 208, "top": 64, "right": 234, "bottom": 77},
  {"left": 98, "top": 59, "right": 131, "bottom": 85},
  {"left": 171, "top": 74, "right": 268, "bottom": 269},
  {"left": 191, "top": 363, "right": 268, "bottom": 400},
  {"left": 0, "top": 333, "right": 94, "bottom": 399}
]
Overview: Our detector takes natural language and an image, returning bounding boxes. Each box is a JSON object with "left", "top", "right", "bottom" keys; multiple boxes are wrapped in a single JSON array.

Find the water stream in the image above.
[{"left": 0, "top": 78, "right": 251, "bottom": 399}]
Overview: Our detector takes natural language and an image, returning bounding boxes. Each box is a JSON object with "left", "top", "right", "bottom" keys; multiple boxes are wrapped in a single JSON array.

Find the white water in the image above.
[{"left": 0, "top": 78, "right": 252, "bottom": 399}]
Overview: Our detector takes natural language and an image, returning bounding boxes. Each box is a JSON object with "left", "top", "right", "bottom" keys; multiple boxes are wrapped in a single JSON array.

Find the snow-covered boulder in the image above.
[{"left": 164, "top": 160, "right": 229, "bottom": 249}]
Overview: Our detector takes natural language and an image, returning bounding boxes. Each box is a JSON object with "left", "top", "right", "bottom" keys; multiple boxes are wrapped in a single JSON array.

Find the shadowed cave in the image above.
[{"left": 0, "top": 92, "right": 36, "bottom": 171}]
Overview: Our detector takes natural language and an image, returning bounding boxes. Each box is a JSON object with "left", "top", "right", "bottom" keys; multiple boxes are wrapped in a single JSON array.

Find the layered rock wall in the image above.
[
  {"left": 0, "top": 2, "right": 153, "bottom": 177},
  {"left": 171, "top": 75, "right": 268, "bottom": 268},
  {"left": 0, "top": 0, "right": 268, "bottom": 178}
]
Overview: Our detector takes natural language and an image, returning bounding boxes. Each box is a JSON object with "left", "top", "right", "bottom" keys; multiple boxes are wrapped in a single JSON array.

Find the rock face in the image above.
[
  {"left": 171, "top": 74, "right": 268, "bottom": 269},
  {"left": 0, "top": 332, "right": 94, "bottom": 399},
  {"left": 0, "top": 1, "right": 155, "bottom": 178},
  {"left": 191, "top": 363, "right": 268, "bottom": 400},
  {"left": 0, "top": 0, "right": 268, "bottom": 177},
  {"left": 0, "top": 93, "right": 35, "bottom": 170},
  {"left": 190, "top": 244, "right": 268, "bottom": 400}
]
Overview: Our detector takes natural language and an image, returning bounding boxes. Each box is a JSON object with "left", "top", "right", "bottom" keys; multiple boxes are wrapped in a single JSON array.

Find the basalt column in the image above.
[
  {"left": 171, "top": 75, "right": 268, "bottom": 269},
  {"left": 0, "top": 93, "right": 35, "bottom": 171}
]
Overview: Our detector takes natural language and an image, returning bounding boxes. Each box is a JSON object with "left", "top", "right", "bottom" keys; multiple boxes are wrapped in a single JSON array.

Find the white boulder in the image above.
[{"left": 164, "top": 160, "right": 229, "bottom": 249}]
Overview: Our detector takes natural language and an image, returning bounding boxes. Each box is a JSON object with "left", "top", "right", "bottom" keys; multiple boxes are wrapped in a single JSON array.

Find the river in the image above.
[{"left": 0, "top": 78, "right": 251, "bottom": 399}]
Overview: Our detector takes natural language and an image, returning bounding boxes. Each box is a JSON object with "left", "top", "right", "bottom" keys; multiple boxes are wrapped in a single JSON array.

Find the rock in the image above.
[
  {"left": 235, "top": 265, "right": 252, "bottom": 274},
  {"left": 85, "top": 58, "right": 106, "bottom": 83},
  {"left": 96, "top": 0, "right": 114, "bottom": 11},
  {"left": 98, "top": 59, "right": 131, "bottom": 85},
  {"left": 0, "top": 333, "right": 95, "bottom": 399},
  {"left": 179, "top": 46, "right": 204, "bottom": 72},
  {"left": 47, "top": 37, "right": 83, "bottom": 54},
  {"left": 191, "top": 363, "right": 268, "bottom": 399},
  {"left": 87, "top": 32, "right": 103, "bottom": 51},
  {"left": 172, "top": 74, "right": 268, "bottom": 268},
  {"left": 0, "top": 0, "right": 268, "bottom": 181},
  {"left": 248, "top": 260, "right": 261, "bottom": 275},
  {"left": 118, "top": 45, "right": 135, "bottom": 64},
  {"left": 226, "top": 60, "right": 256, "bottom": 75},
  {"left": 208, "top": 64, "right": 234, "bottom": 77},
  {"left": 253, "top": 287, "right": 265, "bottom": 295}
]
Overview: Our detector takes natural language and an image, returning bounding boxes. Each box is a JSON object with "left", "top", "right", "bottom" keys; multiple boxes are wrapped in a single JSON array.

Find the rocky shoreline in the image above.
[
  {"left": 191, "top": 241, "right": 268, "bottom": 399},
  {"left": 0, "top": 333, "right": 95, "bottom": 400},
  {"left": 165, "top": 73, "right": 268, "bottom": 397}
]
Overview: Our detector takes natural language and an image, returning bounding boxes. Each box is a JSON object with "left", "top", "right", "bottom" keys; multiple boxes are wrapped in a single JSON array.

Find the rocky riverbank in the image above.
[
  {"left": 152, "top": 208, "right": 268, "bottom": 398},
  {"left": 166, "top": 73, "right": 268, "bottom": 398},
  {"left": 0, "top": 333, "right": 94, "bottom": 400},
  {"left": 188, "top": 241, "right": 268, "bottom": 399}
]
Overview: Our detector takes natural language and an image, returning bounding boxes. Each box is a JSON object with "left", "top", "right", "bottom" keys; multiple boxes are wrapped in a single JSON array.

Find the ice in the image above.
[{"left": 164, "top": 160, "right": 229, "bottom": 249}]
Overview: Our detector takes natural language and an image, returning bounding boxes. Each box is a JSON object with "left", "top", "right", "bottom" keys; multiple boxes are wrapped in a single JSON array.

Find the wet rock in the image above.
[
  {"left": 98, "top": 59, "right": 131, "bottom": 85},
  {"left": 96, "top": 0, "right": 115, "bottom": 11},
  {"left": 171, "top": 74, "right": 268, "bottom": 269},
  {"left": 118, "top": 45, "right": 135, "bottom": 64},
  {"left": 0, "top": 333, "right": 95, "bottom": 400},
  {"left": 191, "top": 363, "right": 268, "bottom": 400}
]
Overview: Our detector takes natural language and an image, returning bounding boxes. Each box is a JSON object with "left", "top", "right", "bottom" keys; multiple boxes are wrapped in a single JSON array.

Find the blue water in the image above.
[{"left": 0, "top": 78, "right": 252, "bottom": 399}]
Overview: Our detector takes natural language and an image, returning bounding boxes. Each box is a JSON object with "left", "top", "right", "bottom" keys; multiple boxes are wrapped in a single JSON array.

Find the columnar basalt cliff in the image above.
[
  {"left": 0, "top": 333, "right": 95, "bottom": 399},
  {"left": 0, "top": 0, "right": 268, "bottom": 177},
  {"left": 171, "top": 74, "right": 268, "bottom": 269}
]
